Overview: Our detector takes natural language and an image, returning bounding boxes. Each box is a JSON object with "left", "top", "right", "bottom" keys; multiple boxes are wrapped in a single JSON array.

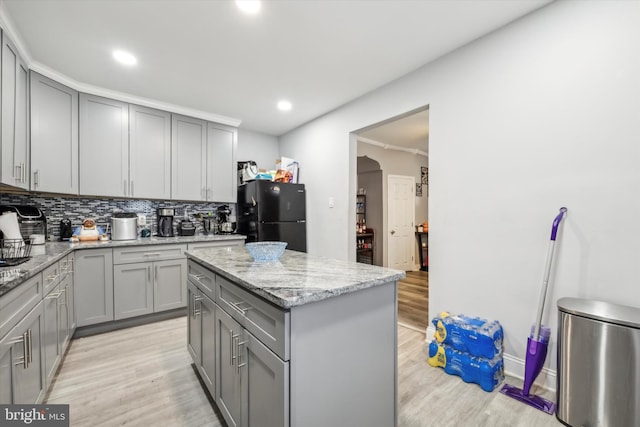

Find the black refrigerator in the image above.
[{"left": 237, "top": 181, "right": 307, "bottom": 252}]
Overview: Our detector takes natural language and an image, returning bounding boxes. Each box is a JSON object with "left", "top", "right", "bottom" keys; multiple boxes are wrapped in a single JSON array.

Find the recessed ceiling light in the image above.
[
  {"left": 236, "top": 0, "right": 261, "bottom": 14},
  {"left": 112, "top": 50, "right": 137, "bottom": 66},
  {"left": 277, "top": 100, "right": 292, "bottom": 111}
]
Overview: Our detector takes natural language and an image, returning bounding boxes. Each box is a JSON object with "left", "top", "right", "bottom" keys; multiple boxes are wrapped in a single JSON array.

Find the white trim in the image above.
[
  {"left": 0, "top": 6, "right": 241, "bottom": 128},
  {"left": 425, "top": 325, "right": 557, "bottom": 392},
  {"left": 358, "top": 136, "right": 428, "bottom": 157}
]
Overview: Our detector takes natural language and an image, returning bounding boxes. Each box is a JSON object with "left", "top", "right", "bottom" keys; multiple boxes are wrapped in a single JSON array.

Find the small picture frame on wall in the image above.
[
  {"left": 416, "top": 183, "right": 422, "bottom": 197},
  {"left": 421, "top": 166, "right": 428, "bottom": 185}
]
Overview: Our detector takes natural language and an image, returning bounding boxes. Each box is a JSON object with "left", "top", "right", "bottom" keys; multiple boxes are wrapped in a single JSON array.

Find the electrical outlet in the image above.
[{"left": 137, "top": 214, "right": 146, "bottom": 226}]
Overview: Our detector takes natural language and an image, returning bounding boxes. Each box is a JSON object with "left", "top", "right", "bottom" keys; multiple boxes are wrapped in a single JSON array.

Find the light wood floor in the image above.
[
  {"left": 398, "top": 270, "right": 429, "bottom": 331},
  {"left": 47, "top": 317, "right": 561, "bottom": 426}
]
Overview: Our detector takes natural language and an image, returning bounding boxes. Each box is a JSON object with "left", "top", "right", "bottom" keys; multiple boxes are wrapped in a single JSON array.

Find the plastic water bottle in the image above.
[
  {"left": 428, "top": 341, "right": 505, "bottom": 392},
  {"left": 432, "top": 312, "right": 504, "bottom": 359}
]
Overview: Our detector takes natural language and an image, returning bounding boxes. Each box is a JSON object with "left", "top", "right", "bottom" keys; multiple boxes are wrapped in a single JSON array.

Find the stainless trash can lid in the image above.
[{"left": 558, "top": 297, "right": 640, "bottom": 329}]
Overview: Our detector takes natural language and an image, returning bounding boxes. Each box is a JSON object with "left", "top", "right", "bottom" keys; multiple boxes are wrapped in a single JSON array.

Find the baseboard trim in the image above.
[
  {"left": 423, "top": 325, "right": 556, "bottom": 392},
  {"left": 73, "top": 308, "right": 186, "bottom": 338}
]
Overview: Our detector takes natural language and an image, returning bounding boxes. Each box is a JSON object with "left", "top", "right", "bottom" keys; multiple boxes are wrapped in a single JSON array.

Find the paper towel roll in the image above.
[{"left": 0, "top": 212, "right": 24, "bottom": 250}]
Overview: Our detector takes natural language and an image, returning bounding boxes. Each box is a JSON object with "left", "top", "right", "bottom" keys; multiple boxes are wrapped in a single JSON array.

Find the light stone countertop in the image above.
[
  {"left": 186, "top": 246, "right": 406, "bottom": 308},
  {"left": 0, "top": 234, "right": 246, "bottom": 297}
]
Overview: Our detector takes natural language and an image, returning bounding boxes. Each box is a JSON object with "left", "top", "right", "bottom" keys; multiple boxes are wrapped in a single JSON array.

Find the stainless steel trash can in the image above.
[{"left": 557, "top": 297, "right": 640, "bottom": 427}]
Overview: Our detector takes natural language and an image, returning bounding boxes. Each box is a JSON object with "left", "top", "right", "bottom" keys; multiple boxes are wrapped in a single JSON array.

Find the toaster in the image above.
[
  {"left": 177, "top": 220, "right": 196, "bottom": 236},
  {"left": 0, "top": 205, "right": 47, "bottom": 240}
]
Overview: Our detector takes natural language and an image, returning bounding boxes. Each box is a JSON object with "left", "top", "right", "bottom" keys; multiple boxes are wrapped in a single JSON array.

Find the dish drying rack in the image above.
[{"left": 0, "top": 238, "right": 32, "bottom": 266}]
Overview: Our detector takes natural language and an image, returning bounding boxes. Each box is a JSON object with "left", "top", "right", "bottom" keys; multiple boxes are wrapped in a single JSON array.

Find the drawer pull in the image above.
[
  {"left": 144, "top": 253, "right": 162, "bottom": 257},
  {"left": 229, "top": 300, "right": 252, "bottom": 316},
  {"left": 46, "top": 291, "right": 63, "bottom": 300}
]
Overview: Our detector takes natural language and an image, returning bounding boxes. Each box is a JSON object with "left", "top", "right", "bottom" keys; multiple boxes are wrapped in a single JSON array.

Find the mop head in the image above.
[
  {"left": 500, "top": 384, "right": 555, "bottom": 414},
  {"left": 500, "top": 334, "right": 555, "bottom": 415}
]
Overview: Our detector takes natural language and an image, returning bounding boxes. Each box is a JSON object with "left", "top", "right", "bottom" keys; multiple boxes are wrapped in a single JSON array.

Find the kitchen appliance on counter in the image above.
[
  {"left": 216, "top": 205, "right": 235, "bottom": 234},
  {"left": 0, "top": 205, "right": 47, "bottom": 240},
  {"left": 157, "top": 208, "right": 175, "bottom": 237},
  {"left": 60, "top": 218, "right": 73, "bottom": 241},
  {"left": 177, "top": 219, "right": 196, "bottom": 236},
  {"left": 237, "top": 181, "right": 306, "bottom": 252},
  {"left": 111, "top": 212, "right": 138, "bottom": 241}
]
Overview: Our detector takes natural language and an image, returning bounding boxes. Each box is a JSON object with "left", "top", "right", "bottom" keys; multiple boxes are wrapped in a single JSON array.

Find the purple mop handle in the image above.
[
  {"left": 533, "top": 207, "right": 567, "bottom": 341},
  {"left": 550, "top": 207, "right": 567, "bottom": 241}
]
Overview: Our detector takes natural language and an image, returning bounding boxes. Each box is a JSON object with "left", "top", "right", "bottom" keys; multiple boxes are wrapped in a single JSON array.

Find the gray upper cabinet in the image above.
[
  {"left": 206, "top": 122, "right": 237, "bottom": 203},
  {"left": 30, "top": 72, "right": 79, "bottom": 194},
  {"left": 172, "top": 115, "right": 237, "bottom": 202},
  {"left": 129, "top": 105, "right": 171, "bottom": 199},
  {"left": 172, "top": 114, "right": 207, "bottom": 201},
  {"left": 1, "top": 32, "right": 29, "bottom": 190},
  {"left": 79, "top": 94, "right": 128, "bottom": 197}
]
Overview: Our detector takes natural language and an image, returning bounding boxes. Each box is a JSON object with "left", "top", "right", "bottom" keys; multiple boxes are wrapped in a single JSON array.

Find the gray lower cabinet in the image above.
[
  {"left": 215, "top": 305, "right": 242, "bottom": 427},
  {"left": 187, "top": 258, "right": 397, "bottom": 427},
  {"left": 188, "top": 280, "right": 216, "bottom": 397},
  {"left": 113, "top": 246, "right": 187, "bottom": 320},
  {"left": 43, "top": 283, "right": 64, "bottom": 385},
  {"left": 74, "top": 248, "right": 114, "bottom": 327},
  {"left": 1, "top": 30, "right": 29, "bottom": 190},
  {"left": 0, "top": 302, "right": 45, "bottom": 404},
  {"left": 216, "top": 302, "right": 288, "bottom": 427},
  {"left": 113, "top": 262, "right": 153, "bottom": 320},
  {"left": 189, "top": 271, "right": 288, "bottom": 427},
  {"left": 154, "top": 259, "right": 188, "bottom": 312},
  {"left": 29, "top": 71, "right": 79, "bottom": 194}
]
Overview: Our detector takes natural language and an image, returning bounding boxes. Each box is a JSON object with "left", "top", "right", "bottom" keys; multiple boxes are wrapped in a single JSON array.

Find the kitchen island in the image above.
[{"left": 185, "top": 246, "right": 405, "bottom": 427}]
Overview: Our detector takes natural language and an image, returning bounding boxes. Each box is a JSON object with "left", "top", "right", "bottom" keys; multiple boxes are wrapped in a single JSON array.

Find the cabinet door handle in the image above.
[
  {"left": 236, "top": 337, "right": 247, "bottom": 372},
  {"left": 155, "top": 266, "right": 158, "bottom": 282},
  {"left": 22, "top": 163, "right": 26, "bottom": 183},
  {"left": 130, "top": 180, "right": 134, "bottom": 197},
  {"left": 10, "top": 332, "right": 28, "bottom": 369},
  {"left": 193, "top": 295, "right": 202, "bottom": 317},
  {"left": 229, "top": 329, "right": 236, "bottom": 366},
  {"left": 148, "top": 266, "right": 151, "bottom": 282},
  {"left": 124, "top": 180, "right": 128, "bottom": 196},
  {"left": 58, "top": 288, "right": 66, "bottom": 306},
  {"left": 15, "top": 164, "right": 21, "bottom": 182},
  {"left": 26, "top": 328, "right": 32, "bottom": 366},
  {"left": 33, "top": 170, "right": 40, "bottom": 187}
]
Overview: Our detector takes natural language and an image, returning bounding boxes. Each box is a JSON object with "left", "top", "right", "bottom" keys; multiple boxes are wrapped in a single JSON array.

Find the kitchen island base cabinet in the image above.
[
  {"left": 188, "top": 280, "right": 216, "bottom": 398},
  {"left": 187, "top": 255, "right": 397, "bottom": 427},
  {"left": 289, "top": 283, "right": 396, "bottom": 427}
]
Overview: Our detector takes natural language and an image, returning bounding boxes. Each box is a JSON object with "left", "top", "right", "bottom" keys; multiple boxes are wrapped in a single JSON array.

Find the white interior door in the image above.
[{"left": 388, "top": 175, "right": 415, "bottom": 271}]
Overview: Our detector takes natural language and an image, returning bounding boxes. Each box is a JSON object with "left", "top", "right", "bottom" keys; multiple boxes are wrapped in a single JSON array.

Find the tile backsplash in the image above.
[{"left": 0, "top": 192, "right": 235, "bottom": 239}]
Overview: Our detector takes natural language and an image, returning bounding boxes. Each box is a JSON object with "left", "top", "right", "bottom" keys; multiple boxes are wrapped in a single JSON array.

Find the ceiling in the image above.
[
  {"left": 358, "top": 109, "right": 429, "bottom": 153},
  {"left": 0, "top": 0, "right": 552, "bottom": 136}
]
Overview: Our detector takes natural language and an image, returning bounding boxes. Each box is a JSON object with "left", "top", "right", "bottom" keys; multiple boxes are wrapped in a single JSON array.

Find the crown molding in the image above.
[{"left": 357, "top": 136, "right": 428, "bottom": 157}]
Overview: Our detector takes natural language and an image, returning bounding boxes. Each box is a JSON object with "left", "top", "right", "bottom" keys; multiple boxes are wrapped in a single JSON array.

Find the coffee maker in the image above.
[
  {"left": 157, "top": 208, "right": 175, "bottom": 237},
  {"left": 216, "top": 205, "right": 234, "bottom": 234}
]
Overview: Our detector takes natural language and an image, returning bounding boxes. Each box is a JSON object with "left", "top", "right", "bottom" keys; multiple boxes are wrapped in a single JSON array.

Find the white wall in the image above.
[
  {"left": 279, "top": 0, "right": 640, "bottom": 387},
  {"left": 357, "top": 142, "right": 428, "bottom": 267},
  {"left": 237, "top": 128, "right": 279, "bottom": 172}
]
